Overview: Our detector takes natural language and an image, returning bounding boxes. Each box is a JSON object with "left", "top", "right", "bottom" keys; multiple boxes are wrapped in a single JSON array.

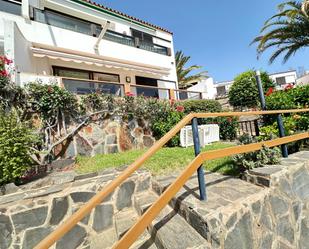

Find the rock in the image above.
[
  {"left": 277, "top": 215, "right": 294, "bottom": 244},
  {"left": 51, "top": 159, "right": 75, "bottom": 171},
  {"left": 269, "top": 196, "right": 289, "bottom": 216},
  {"left": 70, "top": 192, "right": 95, "bottom": 203},
  {"left": 22, "top": 227, "right": 53, "bottom": 249},
  {"left": 93, "top": 144, "right": 104, "bottom": 155},
  {"left": 50, "top": 196, "right": 69, "bottom": 225},
  {"left": 278, "top": 178, "right": 294, "bottom": 197},
  {"left": 136, "top": 176, "right": 151, "bottom": 192},
  {"left": 259, "top": 206, "right": 273, "bottom": 230},
  {"left": 56, "top": 225, "right": 87, "bottom": 249},
  {"left": 226, "top": 213, "right": 237, "bottom": 229},
  {"left": 259, "top": 233, "right": 273, "bottom": 249},
  {"left": 76, "top": 135, "right": 93, "bottom": 156},
  {"left": 4, "top": 183, "right": 20, "bottom": 195},
  {"left": 11, "top": 206, "right": 48, "bottom": 233},
  {"left": 90, "top": 227, "right": 117, "bottom": 249},
  {"left": 0, "top": 214, "right": 13, "bottom": 249},
  {"left": 92, "top": 204, "right": 114, "bottom": 232},
  {"left": 291, "top": 167, "right": 309, "bottom": 200},
  {"left": 299, "top": 216, "right": 309, "bottom": 249},
  {"left": 105, "top": 145, "right": 118, "bottom": 154},
  {"left": 292, "top": 201, "right": 302, "bottom": 223},
  {"left": 25, "top": 184, "right": 64, "bottom": 199},
  {"left": 143, "top": 136, "right": 154, "bottom": 147},
  {"left": 106, "top": 134, "right": 117, "bottom": 145},
  {"left": 116, "top": 181, "right": 135, "bottom": 210},
  {"left": 251, "top": 200, "right": 261, "bottom": 215},
  {"left": 224, "top": 212, "right": 253, "bottom": 249},
  {"left": 52, "top": 171, "right": 76, "bottom": 185}
]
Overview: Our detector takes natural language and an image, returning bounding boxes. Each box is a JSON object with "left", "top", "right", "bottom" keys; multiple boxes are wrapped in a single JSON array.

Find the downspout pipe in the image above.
[{"left": 94, "top": 21, "right": 110, "bottom": 52}]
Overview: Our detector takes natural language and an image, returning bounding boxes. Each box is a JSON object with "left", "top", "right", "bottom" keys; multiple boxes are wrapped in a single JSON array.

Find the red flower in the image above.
[
  {"left": 266, "top": 87, "right": 274, "bottom": 96},
  {"left": 0, "top": 70, "right": 9, "bottom": 77},
  {"left": 176, "top": 105, "right": 184, "bottom": 112},
  {"left": 227, "top": 117, "right": 232, "bottom": 123},
  {"left": 0, "top": 56, "right": 13, "bottom": 65},
  {"left": 125, "top": 92, "right": 134, "bottom": 97}
]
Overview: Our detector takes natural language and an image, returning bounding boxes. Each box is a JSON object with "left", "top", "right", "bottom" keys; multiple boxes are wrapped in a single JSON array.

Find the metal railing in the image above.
[
  {"left": 103, "top": 30, "right": 170, "bottom": 56},
  {"left": 61, "top": 77, "right": 204, "bottom": 100},
  {"left": 34, "top": 109, "right": 309, "bottom": 249}
]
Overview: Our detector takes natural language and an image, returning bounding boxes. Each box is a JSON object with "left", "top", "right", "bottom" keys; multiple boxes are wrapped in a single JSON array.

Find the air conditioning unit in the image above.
[{"left": 180, "top": 124, "right": 220, "bottom": 148}]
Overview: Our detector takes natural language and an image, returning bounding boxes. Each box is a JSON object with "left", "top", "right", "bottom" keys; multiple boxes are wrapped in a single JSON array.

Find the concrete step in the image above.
[{"left": 134, "top": 191, "right": 211, "bottom": 249}]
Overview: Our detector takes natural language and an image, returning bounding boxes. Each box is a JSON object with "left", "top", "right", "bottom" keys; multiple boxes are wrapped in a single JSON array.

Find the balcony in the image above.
[
  {"left": 104, "top": 30, "right": 170, "bottom": 56},
  {"left": 61, "top": 77, "right": 203, "bottom": 100}
]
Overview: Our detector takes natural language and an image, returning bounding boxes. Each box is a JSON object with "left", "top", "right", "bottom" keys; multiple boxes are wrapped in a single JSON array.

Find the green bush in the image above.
[
  {"left": 228, "top": 70, "right": 275, "bottom": 108},
  {"left": 152, "top": 110, "right": 184, "bottom": 147},
  {"left": 232, "top": 134, "right": 281, "bottom": 172},
  {"left": 0, "top": 110, "right": 39, "bottom": 185},
  {"left": 180, "top": 99, "right": 222, "bottom": 113},
  {"left": 217, "top": 116, "right": 238, "bottom": 140}
]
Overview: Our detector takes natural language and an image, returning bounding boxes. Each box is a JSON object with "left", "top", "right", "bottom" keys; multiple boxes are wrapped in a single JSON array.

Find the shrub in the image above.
[
  {"left": 180, "top": 99, "right": 222, "bottom": 113},
  {"left": 228, "top": 70, "right": 275, "bottom": 108},
  {"left": 0, "top": 110, "right": 39, "bottom": 185},
  {"left": 152, "top": 110, "right": 185, "bottom": 147},
  {"left": 232, "top": 134, "right": 281, "bottom": 172},
  {"left": 217, "top": 116, "right": 238, "bottom": 140}
]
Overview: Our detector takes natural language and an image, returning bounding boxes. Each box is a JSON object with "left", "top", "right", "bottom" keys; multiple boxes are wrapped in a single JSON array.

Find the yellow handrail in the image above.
[
  {"left": 35, "top": 109, "right": 309, "bottom": 249},
  {"left": 114, "top": 132, "right": 309, "bottom": 248}
]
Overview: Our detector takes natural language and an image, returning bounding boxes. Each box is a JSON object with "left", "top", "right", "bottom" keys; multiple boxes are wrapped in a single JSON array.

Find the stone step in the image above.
[
  {"left": 152, "top": 172, "right": 264, "bottom": 247},
  {"left": 134, "top": 191, "right": 210, "bottom": 249},
  {"left": 114, "top": 207, "right": 157, "bottom": 249}
]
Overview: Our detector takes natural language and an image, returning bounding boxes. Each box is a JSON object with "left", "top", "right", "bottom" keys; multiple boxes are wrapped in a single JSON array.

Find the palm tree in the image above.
[
  {"left": 252, "top": 1, "right": 309, "bottom": 64},
  {"left": 175, "top": 51, "right": 207, "bottom": 89}
]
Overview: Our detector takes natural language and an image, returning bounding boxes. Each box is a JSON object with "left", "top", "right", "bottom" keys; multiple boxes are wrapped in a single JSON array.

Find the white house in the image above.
[
  {"left": 213, "top": 80, "right": 233, "bottom": 98},
  {"left": 185, "top": 78, "right": 217, "bottom": 100},
  {"left": 269, "top": 70, "right": 297, "bottom": 89},
  {"left": 0, "top": 0, "right": 192, "bottom": 100},
  {"left": 296, "top": 72, "right": 309, "bottom": 86}
]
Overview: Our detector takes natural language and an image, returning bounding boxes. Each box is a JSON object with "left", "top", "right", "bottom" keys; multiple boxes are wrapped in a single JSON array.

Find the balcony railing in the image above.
[
  {"left": 61, "top": 77, "right": 203, "bottom": 100},
  {"left": 103, "top": 30, "right": 170, "bottom": 56}
]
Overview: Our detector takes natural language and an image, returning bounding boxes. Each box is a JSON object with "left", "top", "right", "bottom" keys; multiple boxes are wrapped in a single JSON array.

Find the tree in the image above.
[
  {"left": 228, "top": 70, "right": 275, "bottom": 109},
  {"left": 175, "top": 51, "right": 207, "bottom": 88},
  {"left": 252, "top": 1, "right": 309, "bottom": 64}
]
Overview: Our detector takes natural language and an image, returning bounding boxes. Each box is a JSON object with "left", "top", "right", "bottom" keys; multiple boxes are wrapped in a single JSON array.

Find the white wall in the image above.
[
  {"left": 187, "top": 78, "right": 216, "bottom": 99},
  {"left": 269, "top": 71, "right": 297, "bottom": 85},
  {"left": 0, "top": 1, "right": 177, "bottom": 83},
  {"left": 296, "top": 74, "right": 309, "bottom": 86}
]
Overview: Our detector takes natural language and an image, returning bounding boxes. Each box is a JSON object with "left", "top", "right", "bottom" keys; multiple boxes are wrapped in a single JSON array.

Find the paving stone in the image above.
[
  {"left": 116, "top": 181, "right": 135, "bottom": 210},
  {"left": 224, "top": 212, "right": 253, "bottom": 249},
  {"left": 134, "top": 191, "right": 157, "bottom": 216},
  {"left": 136, "top": 176, "right": 151, "bottom": 193},
  {"left": 249, "top": 166, "right": 283, "bottom": 177},
  {"left": 292, "top": 201, "right": 302, "bottom": 223},
  {"left": 259, "top": 233, "right": 273, "bottom": 249},
  {"left": 0, "top": 193, "right": 26, "bottom": 205},
  {"left": 74, "top": 172, "right": 98, "bottom": 181},
  {"left": 115, "top": 208, "right": 139, "bottom": 239},
  {"left": 0, "top": 214, "right": 13, "bottom": 249},
  {"left": 259, "top": 206, "right": 273, "bottom": 230},
  {"left": 70, "top": 192, "right": 95, "bottom": 203},
  {"left": 3, "top": 183, "right": 20, "bottom": 195},
  {"left": 11, "top": 206, "right": 48, "bottom": 233},
  {"left": 50, "top": 196, "right": 69, "bottom": 225},
  {"left": 22, "top": 227, "right": 53, "bottom": 249},
  {"left": 89, "top": 227, "right": 117, "bottom": 249},
  {"left": 25, "top": 184, "right": 63, "bottom": 199},
  {"left": 56, "top": 225, "right": 87, "bottom": 249},
  {"left": 92, "top": 204, "right": 113, "bottom": 232},
  {"left": 51, "top": 171, "right": 76, "bottom": 185}
]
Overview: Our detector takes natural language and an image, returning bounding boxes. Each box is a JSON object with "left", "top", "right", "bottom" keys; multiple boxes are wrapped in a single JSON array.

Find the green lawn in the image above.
[{"left": 76, "top": 142, "right": 238, "bottom": 176}]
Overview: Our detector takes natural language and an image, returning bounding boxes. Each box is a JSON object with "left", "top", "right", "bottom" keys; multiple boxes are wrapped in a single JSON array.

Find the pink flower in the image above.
[
  {"left": 125, "top": 92, "right": 134, "bottom": 97},
  {"left": 176, "top": 105, "right": 184, "bottom": 112},
  {"left": 0, "top": 56, "right": 13, "bottom": 65}
]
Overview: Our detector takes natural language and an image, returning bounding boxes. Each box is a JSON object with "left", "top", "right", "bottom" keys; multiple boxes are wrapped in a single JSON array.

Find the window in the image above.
[
  {"left": 276, "top": 77, "right": 286, "bottom": 85},
  {"left": 53, "top": 67, "right": 90, "bottom": 79},
  {"left": 0, "top": 0, "right": 22, "bottom": 16},
  {"left": 216, "top": 86, "right": 227, "bottom": 96},
  {"left": 33, "top": 9, "right": 97, "bottom": 36},
  {"left": 131, "top": 29, "right": 153, "bottom": 44}
]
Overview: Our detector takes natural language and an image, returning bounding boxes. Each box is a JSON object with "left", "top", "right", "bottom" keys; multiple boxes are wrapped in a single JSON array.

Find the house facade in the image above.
[
  {"left": 269, "top": 70, "right": 298, "bottom": 90},
  {"left": 0, "top": 0, "right": 194, "bottom": 100}
]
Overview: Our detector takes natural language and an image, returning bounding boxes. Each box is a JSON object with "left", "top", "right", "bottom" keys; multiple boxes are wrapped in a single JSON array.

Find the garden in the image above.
[{"left": 0, "top": 56, "right": 308, "bottom": 187}]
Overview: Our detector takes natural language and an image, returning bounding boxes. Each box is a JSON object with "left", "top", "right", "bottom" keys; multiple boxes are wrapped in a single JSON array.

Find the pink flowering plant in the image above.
[{"left": 0, "top": 56, "right": 12, "bottom": 88}]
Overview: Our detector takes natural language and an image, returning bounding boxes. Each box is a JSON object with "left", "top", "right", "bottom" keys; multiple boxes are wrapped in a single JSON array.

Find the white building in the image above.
[
  {"left": 269, "top": 70, "right": 297, "bottom": 89},
  {"left": 0, "top": 0, "right": 191, "bottom": 100},
  {"left": 296, "top": 73, "right": 309, "bottom": 86},
  {"left": 186, "top": 78, "right": 217, "bottom": 100},
  {"left": 213, "top": 80, "right": 233, "bottom": 98}
]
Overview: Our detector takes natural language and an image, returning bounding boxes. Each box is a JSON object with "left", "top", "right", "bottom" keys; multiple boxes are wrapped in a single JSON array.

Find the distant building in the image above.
[
  {"left": 186, "top": 78, "right": 217, "bottom": 100},
  {"left": 269, "top": 70, "right": 297, "bottom": 89},
  {"left": 213, "top": 80, "right": 234, "bottom": 98},
  {"left": 296, "top": 73, "right": 309, "bottom": 86}
]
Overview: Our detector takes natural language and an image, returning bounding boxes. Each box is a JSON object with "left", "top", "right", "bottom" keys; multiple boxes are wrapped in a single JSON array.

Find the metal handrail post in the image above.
[{"left": 191, "top": 117, "right": 207, "bottom": 201}]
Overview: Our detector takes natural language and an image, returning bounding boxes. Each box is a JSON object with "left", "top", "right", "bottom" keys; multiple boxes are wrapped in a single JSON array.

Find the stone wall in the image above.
[
  {"left": 61, "top": 116, "right": 155, "bottom": 158},
  {"left": 216, "top": 151, "right": 309, "bottom": 248},
  {"left": 0, "top": 168, "right": 151, "bottom": 249}
]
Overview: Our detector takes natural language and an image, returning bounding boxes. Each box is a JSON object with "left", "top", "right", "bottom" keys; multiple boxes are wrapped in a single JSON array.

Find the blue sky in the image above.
[{"left": 98, "top": 0, "right": 309, "bottom": 82}]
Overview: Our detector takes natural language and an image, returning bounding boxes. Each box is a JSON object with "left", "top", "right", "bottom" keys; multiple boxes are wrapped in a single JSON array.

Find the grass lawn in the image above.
[{"left": 75, "top": 142, "right": 239, "bottom": 176}]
